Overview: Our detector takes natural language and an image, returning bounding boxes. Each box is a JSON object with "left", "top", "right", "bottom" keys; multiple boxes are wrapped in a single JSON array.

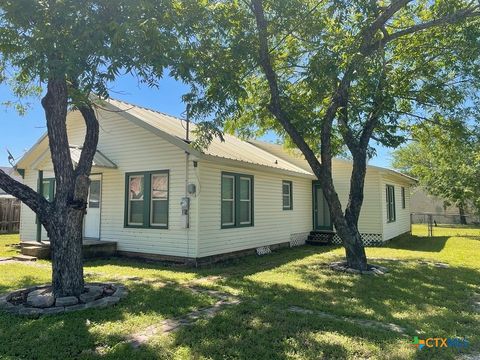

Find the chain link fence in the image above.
[{"left": 411, "top": 212, "right": 480, "bottom": 237}]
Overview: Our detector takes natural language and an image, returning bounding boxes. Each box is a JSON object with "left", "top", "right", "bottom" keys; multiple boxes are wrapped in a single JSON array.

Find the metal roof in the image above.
[{"left": 106, "top": 99, "right": 313, "bottom": 176}]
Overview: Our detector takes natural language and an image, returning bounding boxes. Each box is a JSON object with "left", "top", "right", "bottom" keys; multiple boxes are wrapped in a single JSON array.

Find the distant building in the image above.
[{"left": 410, "top": 186, "right": 479, "bottom": 224}]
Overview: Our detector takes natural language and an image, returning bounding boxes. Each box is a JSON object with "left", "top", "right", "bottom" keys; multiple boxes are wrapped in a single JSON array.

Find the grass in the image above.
[{"left": 0, "top": 225, "right": 479, "bottom": 359}]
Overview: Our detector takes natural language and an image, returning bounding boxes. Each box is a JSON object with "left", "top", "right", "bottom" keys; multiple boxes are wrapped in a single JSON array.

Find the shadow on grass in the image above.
[
  {"left": 1, "top": 241, "right": 478, "bottom": 359},
  {"left": 171, "top": 259, "right": 479, "bottom": 360},
  {"left": 385, "top": 233, "right": 449, "bottom": 252},
  {"left": 0, "top": 280, "right": 215, "bottom": 360}
]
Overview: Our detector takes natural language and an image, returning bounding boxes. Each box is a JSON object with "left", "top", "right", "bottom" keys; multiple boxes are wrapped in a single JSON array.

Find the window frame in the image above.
[
  {"left": 386, "top": 184, "right": 396, "bottom": 223},
  {"left": 401, "top": 186, "right": 406, "bottom": 209},
  {"left": 221, "top": 172, "right": 254, "bottom": 229},
  {"left": 282, "top": 180, "right": 293, "bottom": 210},
  {"left": 42, "top": 178, "right": 56, "bottom": 202},
  {"left": 124, "top": 170, "right": 169, "bottom": 229}
]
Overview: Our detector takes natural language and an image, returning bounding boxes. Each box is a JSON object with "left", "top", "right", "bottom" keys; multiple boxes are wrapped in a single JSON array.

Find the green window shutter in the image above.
[
  {"left": 282, "top": 180, "right": 293, "bottom": 210},
  {"left": 401, "top": 187, "right": 406, "bottom": 209}
]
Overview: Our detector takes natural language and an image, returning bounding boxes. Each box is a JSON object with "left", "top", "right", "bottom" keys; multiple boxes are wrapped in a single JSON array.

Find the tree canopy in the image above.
[
  {"left": 167, "top": 0, "right": 480, "bottom": 269},
  {"left": 0, "top": 0, "right": 178, "bottom": 297},
  {"left": 393, "top": 117, "right": 480, "bottom": 215}
]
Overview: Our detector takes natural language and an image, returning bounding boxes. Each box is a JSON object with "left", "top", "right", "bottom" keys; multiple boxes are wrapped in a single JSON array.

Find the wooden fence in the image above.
[{"left": 0, "top": 198, "right": 21, "bottom": 234}]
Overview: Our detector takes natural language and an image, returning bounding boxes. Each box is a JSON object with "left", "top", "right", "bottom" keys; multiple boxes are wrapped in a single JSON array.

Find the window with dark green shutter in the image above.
[
  {"left": 386, "top": 185, "right": 396, "bottom": 222},
  {"left": 282, "top": 180, "right": 292, "bottom": 210},
  {"left": 401, "top": 187, "right": 406, "bottom": 209},
  {"left": 125, "top": 170, "right": 169, "bottom": 228},
  {"left": 221, "top": 172, "right": 253, "bottom": 228}
]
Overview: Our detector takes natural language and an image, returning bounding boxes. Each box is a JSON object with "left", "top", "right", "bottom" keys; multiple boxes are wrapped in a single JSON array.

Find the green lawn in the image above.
[{"left": 0, "top": 226, "right": 479, "bottom": 360}]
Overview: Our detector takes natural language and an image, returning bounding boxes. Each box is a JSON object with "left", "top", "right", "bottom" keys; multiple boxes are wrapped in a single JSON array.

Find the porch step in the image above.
[
  {"left": 306, "top": 231, "right": 335, "bottom": 246},
  {"left": 12, "top": 254, "right": 38, "bottom": 262},
  {"left": 21, "top": 245, "right": 51, "bottom": 259},
  {"left": 19, "top": 240, "right": 117, "bottom": 260}
]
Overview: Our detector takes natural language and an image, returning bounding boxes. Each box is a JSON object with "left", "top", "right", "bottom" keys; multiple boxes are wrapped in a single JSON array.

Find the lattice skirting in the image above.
[
  {"left": 290, "top": 232, "right": 309, "bottom": 247},
  {"left": 331, "top": 233, "right": 384, "bottom": 247}
]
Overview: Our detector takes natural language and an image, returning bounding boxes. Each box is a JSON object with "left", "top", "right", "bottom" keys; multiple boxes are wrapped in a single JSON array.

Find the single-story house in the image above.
[{"left": 15, "top": 99, "right": 415, "bottom": 263}]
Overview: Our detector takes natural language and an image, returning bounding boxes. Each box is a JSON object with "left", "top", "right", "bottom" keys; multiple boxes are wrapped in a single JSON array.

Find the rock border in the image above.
[
  {"left": 329, "top": 261, "right": 389, "bottom": 275},
  {"left": 0, "top": 282, "right": 128, "bottom": 317}
]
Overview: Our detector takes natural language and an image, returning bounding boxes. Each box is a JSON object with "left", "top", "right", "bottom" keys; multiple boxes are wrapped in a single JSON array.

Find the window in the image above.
[
  {"left": 221, "top": 172, "right": 253, "bottom": 228},
  {"left": 401, "top": 187, "right": 406, "bottom": 209},
  {"left": 89, "top": 180, "right": 101, "bottom": 209},
  {"left": 42, "top": 178, "right": 55, "bottom": 202},
  {"left": 125, "top": 171, "right": 169, "bottom": 228},
  {"left": 282, "top": 180, "right": 293, "bottom": 210},
  {"left": 386, "top": 185, "right": 396, "bottom": 222}
]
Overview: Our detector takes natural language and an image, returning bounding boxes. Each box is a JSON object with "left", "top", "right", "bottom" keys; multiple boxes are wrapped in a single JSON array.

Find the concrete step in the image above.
[
  {"left": 12, "top": 254, "right": 38, "bottom": 262},
  {"left": 21, "top": 246, "right": 51, "bottom": 259}
]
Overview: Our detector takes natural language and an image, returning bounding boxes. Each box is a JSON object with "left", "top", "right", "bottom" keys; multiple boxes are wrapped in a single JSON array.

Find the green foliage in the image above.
[
  {"left": 0, "top": 0, "right": 177, "bottom": 106},
  {"left": 171, "top": 0, "right": 480, "bottom": 157},
  {"left": 392, "top": 117, "right": 480, "bottom": 214}
]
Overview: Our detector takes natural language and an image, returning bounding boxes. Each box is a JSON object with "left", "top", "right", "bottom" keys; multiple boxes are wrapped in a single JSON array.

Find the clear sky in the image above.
[{"left": 0, "top": 73, "right": 395, "bottom": 168}]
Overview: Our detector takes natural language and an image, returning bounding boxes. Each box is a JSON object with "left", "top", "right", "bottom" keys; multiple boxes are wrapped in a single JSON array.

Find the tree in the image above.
[
  {"left": 392, "top": 118, "right": 480, "bottom": 224},
  {"left": 169, "top": 0, "right": 480, "bottom": 270},
  {"left": 0, "top": 0, "right": 175, "bottom": 297}
]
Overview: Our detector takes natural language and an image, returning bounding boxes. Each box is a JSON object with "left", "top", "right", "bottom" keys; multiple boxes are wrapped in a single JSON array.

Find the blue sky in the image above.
[{"left": 0, "top": 73, "right": 395, "bottom": 168}]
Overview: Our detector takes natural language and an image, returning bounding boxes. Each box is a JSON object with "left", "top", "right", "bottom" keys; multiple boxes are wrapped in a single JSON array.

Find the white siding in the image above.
[
  {"left": 19, "top": 169, "right": 38, "bottom": 242},
  {"left": 20, "top": 109, "right": 199, "bottom": 258},
  {"left": 197, "top": 161, "right": 312, "bottom": 257},
  {"left": 331, "top": 163, "right": 383, "bottom": 235},
  {"left": 380, "top": 174, "right": 412, "bottom": 240}
]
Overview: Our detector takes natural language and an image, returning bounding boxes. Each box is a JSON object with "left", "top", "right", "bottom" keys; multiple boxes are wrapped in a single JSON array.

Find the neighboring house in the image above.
[
  {"left": 0, "top": 167, "right": 22, "bottom": 199},
  {"left": 15, "top": 99, "right": 415, "bottom": 263},
  {"left": 410, "top": 187, "right": 479, "bottom": 224}
]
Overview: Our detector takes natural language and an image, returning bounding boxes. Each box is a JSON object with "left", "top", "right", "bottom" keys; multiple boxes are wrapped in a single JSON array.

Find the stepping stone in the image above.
[
  {"left": 0, "top": 257, "right": 13, "bottom": 262},
  {"left": 12, "top": 255, "right": 37, "bottom": 262},
  {"left": 434, "top": 263, "right": 449, "bottom": 268},
  {"left": 27, "top": 289, "right": 55, "bottom": 308}
]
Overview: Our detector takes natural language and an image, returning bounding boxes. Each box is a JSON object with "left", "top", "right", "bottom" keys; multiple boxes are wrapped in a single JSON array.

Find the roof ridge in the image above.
[{"left": 107, "top": 98, "right": 188, "bottom": 123}]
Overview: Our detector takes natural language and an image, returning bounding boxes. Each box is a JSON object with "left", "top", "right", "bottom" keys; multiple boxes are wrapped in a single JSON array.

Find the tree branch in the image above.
[
  {"left": 386, "top": 6, "right": 480, "bottom": 43},
  {"left": 41, "top": 78, "right": 74, "bottom": 193},
  {"left": 0, "top": 169, "right": 51, "bottom": 219},
  {"left": 75, "top": 102, "right": 100, "bottom": 177},
  {"left": 251, "top": 0, "right": 323, "bottom": 176}
]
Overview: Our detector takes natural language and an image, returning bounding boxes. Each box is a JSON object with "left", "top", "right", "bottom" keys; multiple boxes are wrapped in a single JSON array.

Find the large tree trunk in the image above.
[
  {"left": 47, "top": 175, "right": 90, "bottom": 297},
  {"left": 459, "top": 203, "right": 467, "bottom": 225},
  {"left": 251, "top": 0, "right": 369, "bottom": 270},
  {"left": 316, "top": 164, "right": 368, "bottom": 271},
  {"left": 48, "top": 209, "right": 85, "bottom": 297}
]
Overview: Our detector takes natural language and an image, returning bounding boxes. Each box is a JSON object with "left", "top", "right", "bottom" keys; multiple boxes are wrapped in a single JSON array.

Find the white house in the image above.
[{"left": 15, "top": 99, "right": 415, "bottom": 263}]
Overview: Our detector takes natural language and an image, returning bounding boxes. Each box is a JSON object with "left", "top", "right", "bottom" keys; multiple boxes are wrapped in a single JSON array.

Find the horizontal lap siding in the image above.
[
  {"left": 21, "top": 110, "right": 198, "bottom": 257},
  {"left": 381, "top": 175, "right": 412, "bottom": 240},
  {"left": 332, "top": 163, "right": 382, "bottom": 234},
  {"left": 19, "top": 170, "right": 38, "bottom": 241},
  {"left": 197, "top": 162, "right": 312, "bottom": 257}
]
